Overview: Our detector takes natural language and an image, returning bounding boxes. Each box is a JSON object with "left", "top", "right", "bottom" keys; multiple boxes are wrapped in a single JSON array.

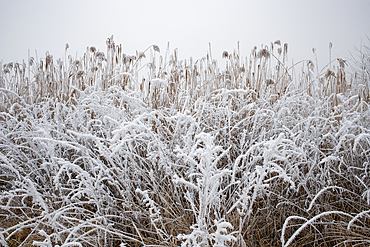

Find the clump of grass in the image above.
[{"left": 0, "top": 37, "right": 369, "bottom": 246}]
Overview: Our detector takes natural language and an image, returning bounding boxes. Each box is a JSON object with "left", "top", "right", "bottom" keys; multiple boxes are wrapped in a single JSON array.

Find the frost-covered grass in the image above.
[{"left": 0, "top": 37, "right": 369, "bottom": 246}]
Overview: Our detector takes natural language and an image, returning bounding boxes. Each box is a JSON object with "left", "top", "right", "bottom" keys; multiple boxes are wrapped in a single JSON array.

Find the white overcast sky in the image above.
[{"left": 0, "top": 0, "right": 369, "bottom": 69}]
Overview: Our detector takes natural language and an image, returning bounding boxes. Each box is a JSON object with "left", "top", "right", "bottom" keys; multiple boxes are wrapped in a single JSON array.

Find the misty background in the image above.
[{"left": 1, "top": 0, "right": 369, "bottom": 70}]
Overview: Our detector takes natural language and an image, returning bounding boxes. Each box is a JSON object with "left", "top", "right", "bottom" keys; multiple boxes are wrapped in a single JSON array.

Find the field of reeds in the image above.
[{"left": 0, "top": 36, "right": 369, "bottom": 247}]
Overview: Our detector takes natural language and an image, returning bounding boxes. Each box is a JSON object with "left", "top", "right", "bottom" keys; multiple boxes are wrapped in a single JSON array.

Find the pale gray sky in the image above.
[{"left": 1, "top": 0, "right": 369, "bottom": 68}]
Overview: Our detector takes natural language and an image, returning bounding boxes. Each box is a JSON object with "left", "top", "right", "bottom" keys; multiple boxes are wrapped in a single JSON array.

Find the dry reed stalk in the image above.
[{"left": 1, "top": 38, "right": 369, "bottom": 246}]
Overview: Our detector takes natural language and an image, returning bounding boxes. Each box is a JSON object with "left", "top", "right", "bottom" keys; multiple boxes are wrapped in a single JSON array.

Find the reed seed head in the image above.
[
  {"left": 96, "top": 52, "right": 106, "bottom": 60},
  {"left": 307, "top": 60, "right": 314, "bottom": 71},
  {"left": 337, "top": 58, "right": 347, "bottom": 69},
  {"left": 3, "top": 67, "right": 10, "bottom": 74},
  {"left": 76, "top": 71, "right": 84, "bottom": 79},
  {"left": 257, "top": 48, "right": 270, "bottom": 59},
  {"left": 266, "top": 79, "right": 274, "bottom": 86},
  {"left": 138, "top": 52, "right": 146, "bottom": 60},
  {"left": 46, "top": 54, "right": 53, "bottom": 66},
  {"left": 29, "top": 57, "right": 34, "bottom": 66},
  {"left": 7, "top": 62, "right": 14, "bottom": 70},
  {"left": 325, "top": 69, "right": 336, "bottom": 79},
  {"left": 153, "top": 45, "right": 160, "bottom": 53}
]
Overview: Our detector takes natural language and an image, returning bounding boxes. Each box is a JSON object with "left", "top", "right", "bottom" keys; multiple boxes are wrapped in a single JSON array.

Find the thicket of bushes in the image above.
[{"left": 0, "top": 36, "right": 369, "bottom": 246}]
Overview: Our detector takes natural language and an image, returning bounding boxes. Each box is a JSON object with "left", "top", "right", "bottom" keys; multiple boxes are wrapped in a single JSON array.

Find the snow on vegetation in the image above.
[{"left": 0, "top": 36, "right": 369, "bottom": 246}]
